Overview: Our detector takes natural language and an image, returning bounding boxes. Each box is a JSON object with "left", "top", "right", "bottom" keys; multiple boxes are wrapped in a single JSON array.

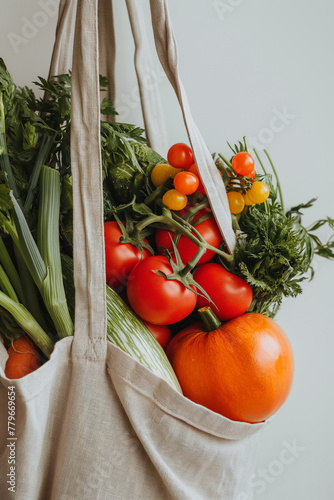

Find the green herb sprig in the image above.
[{"left": 220, "top": 146, "right": 334, "bottom": 318}]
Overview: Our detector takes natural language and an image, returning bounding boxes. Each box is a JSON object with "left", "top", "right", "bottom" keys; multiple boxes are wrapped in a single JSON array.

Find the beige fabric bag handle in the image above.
[
  {"left": 69, "top": 0, "right": 107, "bottom": 359},
  {"left": 49, "top": 0, "right": 167, "bottom": 143},
  {"left": 48, "top": 0, "right": 77, "bottom": 78},
  {"left": 48, "top": 0, "right": 116, "bottom": 105},
  {"left": 47, "top": 0, "right": 117, "bottom": 358},
  {"left": 97, "top": 0, "right": 117, "bottom": 107},
  {"left": 125, "top": 0, "right": 168, "bottom": 154},
  {"left": 125, "top": 0, "right": 236, "bottom": 252}
]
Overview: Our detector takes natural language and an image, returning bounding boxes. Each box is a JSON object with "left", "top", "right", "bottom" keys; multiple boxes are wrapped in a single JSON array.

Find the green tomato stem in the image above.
[
  {"left": 197, "top": 307, "right": 222, "bottom": 332},
  {"left": 253, "top": 148, "right": 268, "bottom": 175},
  {"left": 183, "top": 199, "right": 210, "bottom": 222},
  {"left": 178, "top": 246, "right": 207, "bottom": 278},
  {"left": 134, "top": 209, "right": 233, "bottom": 269},
  {"left": 218, "top": 153, "right": 232, "bottom": 168},
  {"left": 143, "top": 185, "right": 167, "bottom": 206},
  {"left": 172, "top": 212, "right": 233, "bottom": 263},
  {"left": 264, "top": 150, "right": 285, "bottom": 213}
]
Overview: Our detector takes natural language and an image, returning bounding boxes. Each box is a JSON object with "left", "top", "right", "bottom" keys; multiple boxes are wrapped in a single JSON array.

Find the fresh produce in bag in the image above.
[{"left": 1, "top": 59, "right": 333, "bottom": 423}]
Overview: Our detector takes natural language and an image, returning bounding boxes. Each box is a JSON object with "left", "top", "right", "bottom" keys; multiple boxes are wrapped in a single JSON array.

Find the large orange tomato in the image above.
[{"left": 166, "top": 309, "right": 294, "bottom": 423}]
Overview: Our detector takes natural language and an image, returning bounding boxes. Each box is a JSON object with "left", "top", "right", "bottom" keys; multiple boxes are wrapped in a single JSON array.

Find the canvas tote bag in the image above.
[{"left": 0, "top": 0, "right": 267, "bottom": 498}]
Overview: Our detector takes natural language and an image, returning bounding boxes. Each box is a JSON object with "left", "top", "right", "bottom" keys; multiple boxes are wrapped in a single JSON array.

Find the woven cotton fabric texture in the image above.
[{"left": 0, "top": 340, "right": 265, "bottom": 500}]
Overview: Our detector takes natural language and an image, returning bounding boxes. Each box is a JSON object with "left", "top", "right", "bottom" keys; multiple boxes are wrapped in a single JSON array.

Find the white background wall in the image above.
[{"left": 1, "top": 1, "right": 334, "bottom": 499}]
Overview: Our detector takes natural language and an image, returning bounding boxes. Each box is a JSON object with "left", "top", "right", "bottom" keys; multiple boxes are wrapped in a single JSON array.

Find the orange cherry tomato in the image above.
[
  {"left": 231, "top": 152, "right": 255, "bottom": 177},
  {"left": 173, "top": 171, "right": 199, "bottom": 195}
]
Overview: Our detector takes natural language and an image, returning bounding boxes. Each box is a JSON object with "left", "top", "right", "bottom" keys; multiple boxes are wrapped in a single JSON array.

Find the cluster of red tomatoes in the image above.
[
  {"left": 104, "top": 144, "right": 256, "bottom": 351},
  {"left": 151, "top": 143, "right": 202, "bottom": 211}
]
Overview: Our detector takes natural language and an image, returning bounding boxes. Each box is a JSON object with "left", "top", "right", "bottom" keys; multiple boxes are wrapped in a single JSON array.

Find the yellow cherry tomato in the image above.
[
  {"left": 162, "top": 189, "right": 188, "bottom": 211},
  {"left": 227, "top": 191, "right": 245, "bottom": 214},
  {"left": 150, "top": 164, "right": 182, "bottom": 188},
  {"left": 243, "top": 190, "right": 255, "bottom": 206},
  {"left": 248, "top": 181, "right": 270, "bottom": 204}
]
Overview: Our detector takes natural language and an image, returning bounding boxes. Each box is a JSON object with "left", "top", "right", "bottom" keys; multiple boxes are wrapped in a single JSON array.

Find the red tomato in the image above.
[
  {"left": 155, "top": 209, "right": 222, "bottom": 265},
  {"left": 231, "top": 152, "right": 255, "bottom": 177},
  {"left": 142, "top": 320, "right": 172, "bottom": 349},
  {"left": 193, "top": 262, "right": 253, "bottom": 321},
  {"left": 167, "top": 143, "right": 194, "bottom": 170},
  {"left": 104, "top": 221, "right": 150, "bottom": 292},
  {"left": 127, "top": 256, "right": 197, "bottom": 325},
  {"left": 155, "top": 228, "right": 174, "bottom": 254}
]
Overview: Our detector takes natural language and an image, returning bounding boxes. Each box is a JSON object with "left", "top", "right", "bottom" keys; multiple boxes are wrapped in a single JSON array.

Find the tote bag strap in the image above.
[
  {"left": 127, "top": 0, "right": 236, "bottom": 252},
  {"left": 70, "top": 0, "right": 107, "bottom": 360},
  {"left": 48, "top": 0, "right": 77, "bottom": 78},
  {"left": 49, "top": 0, "right": 116, "bottom": 105},
  {"left": 125, "top": 0, "right": 168, "bottom": 154},
  {"left": 47, "top": 0, "right": 117, "bottom": 359},
  {"left": 98, "top": 0, "right": 117, "bottom": 109}
]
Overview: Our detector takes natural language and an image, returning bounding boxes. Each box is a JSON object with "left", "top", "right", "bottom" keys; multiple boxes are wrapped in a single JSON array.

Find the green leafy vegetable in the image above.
[
  {"left": 234, "top": 202, "right": 309, "bottom": 317},
  {"left": 221, "top": 149, "right": 334, "bottom": 317}
]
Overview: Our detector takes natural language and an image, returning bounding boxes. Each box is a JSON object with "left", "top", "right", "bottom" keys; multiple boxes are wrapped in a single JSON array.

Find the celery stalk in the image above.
[
  {"left": 37, "top": 166, "right": 73, "bottom": 339},
  {"left": 11, "top": 195, "right": 46, "bottom": 288},
  {"left": 5, "top": 175, "right": 73, "bottom": 339},
  {"left": 0, "top": 264, "right": 18, "bottom": 302},
  {"left": 0, "top": 207, "right": 46, "bottom": 326},
  {"left": 0, "top": 237, "right": 24, "bottom": 302},
  {"left": 13, "top": 246, "right": 49, "bottom": 332},
  {"left": 0, "top": 93, "right": 22, "bottom": 208},
  {"left": 0, "top": 290, "right": 54, "bottom": 357},
  {"left": 23, "top": 134, "right": 54, "bottom": 216},
  {"left": 0, "top": 69, "right": 72, "bottom": 344}
]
